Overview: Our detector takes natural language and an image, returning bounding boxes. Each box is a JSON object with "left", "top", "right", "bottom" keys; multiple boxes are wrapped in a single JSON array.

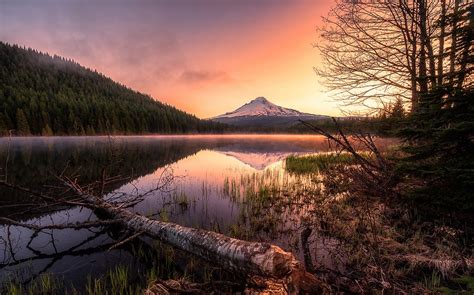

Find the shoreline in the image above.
[{"left": 0, "top": 133, "right": 329, "bottom": 140}]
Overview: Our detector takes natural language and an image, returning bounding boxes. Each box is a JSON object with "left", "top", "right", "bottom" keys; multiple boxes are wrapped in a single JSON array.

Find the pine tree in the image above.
[
  {"left": 397, "top": 5, "right": 473, "bottom": 210},
  {"left": 15, "top": 108, "right": 31, "bottom": 135},
  {"left": 390, "top": 97, "right": 405, "bottom": 119},
  {"left": 86, "top": 125, "right": 96, "bottom": 136},
  {"left": 41, "top": 124, "right": 53, "bottom": 136},
  {"left": 0, "top": 113, "right": 9, "bottom": 135},
  {"left": 398, "top": 88, "right": 474, "bottom": 209},
  {"left": 2, "top": 112, "right": 13, "bottom": 130},
  {"left": 0, "top": 42, "right": 227, "bottom": 136}
]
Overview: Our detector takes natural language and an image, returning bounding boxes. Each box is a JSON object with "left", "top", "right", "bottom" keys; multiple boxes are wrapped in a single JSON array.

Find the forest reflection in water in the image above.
[{"left": 0, "top": 135, "right": 382, "bottom": 291}]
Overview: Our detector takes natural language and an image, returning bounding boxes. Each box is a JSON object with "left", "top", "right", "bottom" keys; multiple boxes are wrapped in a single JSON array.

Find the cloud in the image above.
[{"left": 179, "top": 70, "right": 232, "bottom": 84}]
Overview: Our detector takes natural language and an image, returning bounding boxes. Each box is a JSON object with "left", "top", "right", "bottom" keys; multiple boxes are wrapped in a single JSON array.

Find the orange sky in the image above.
[
  {"left": 168, "top": 2, "right": 337, "bottom": 118},
  {"left": 0, "top": 0, "right": 338, "bottom": 118}
]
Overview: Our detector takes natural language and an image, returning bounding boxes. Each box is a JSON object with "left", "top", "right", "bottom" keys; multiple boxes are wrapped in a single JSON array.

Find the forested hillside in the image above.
[{"left": 0, "top": 42, "right": 226, "bottom": 135}]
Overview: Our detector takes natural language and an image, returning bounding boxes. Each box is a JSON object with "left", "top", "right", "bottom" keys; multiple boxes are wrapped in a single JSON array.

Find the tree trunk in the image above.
[
  {"left": 437, "top": 0, "right": 446, "bottom": 86},
  {"left": 70, "top": 186, "right": 326, "bottom": 293},
  {"left": 449, "top": 0, "right": 460, "bottom": 86},
  {"left": 418, "top": 0, "right": 429, "bottom": 96}
]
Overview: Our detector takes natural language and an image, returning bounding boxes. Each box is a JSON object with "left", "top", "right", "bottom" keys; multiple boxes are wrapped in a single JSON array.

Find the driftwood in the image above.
[{"left": 65, "top": 181, "right": 327, "bottom": 294}]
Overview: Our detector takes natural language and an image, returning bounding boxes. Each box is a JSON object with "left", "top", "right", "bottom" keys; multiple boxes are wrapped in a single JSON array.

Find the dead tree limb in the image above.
[
  {"left": 62, "top": 179, "right": 327, "bottom": 293},
  {"left": 0, "top": 170, "right": 326, "bottom": 292}
]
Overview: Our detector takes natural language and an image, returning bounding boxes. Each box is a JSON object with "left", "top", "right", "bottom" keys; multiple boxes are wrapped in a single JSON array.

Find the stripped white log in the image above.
[{"left": 69, "top": 185, "right": 326, "bottom": 293}]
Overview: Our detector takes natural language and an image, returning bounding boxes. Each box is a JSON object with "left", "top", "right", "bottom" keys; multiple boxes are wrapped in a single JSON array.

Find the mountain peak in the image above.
[
  {"left": 211, "top": 96, "right": 328, "bottom": 127},
  {"left": 213, "top": 97, "right": 305, "bottom": 119},
  {"left": 252, "top": 97, "right": 268, "bottom": 103}
]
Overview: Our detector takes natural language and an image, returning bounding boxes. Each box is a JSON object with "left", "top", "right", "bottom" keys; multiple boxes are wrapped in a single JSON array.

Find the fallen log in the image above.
[{"left": 66, "top": 182, "right": 327, "bottom": 294}]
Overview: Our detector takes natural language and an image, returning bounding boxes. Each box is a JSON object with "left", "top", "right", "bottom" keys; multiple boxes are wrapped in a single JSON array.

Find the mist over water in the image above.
[{"left": 0, "top": 135, "right": 338, "bottom": 289}]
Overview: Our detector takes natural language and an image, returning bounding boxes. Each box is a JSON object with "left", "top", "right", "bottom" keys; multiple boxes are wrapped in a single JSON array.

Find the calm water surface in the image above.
[{"left": 0, "top": 135, "right": 356, "bottom": 289}]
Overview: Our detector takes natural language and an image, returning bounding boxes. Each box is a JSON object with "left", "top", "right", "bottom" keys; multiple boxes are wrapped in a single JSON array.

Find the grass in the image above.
[
  {"left": 285, "top": 152, "right": 357, "bottom": 173},
  {"left": 3, "top": 149, "right": 470, "bottom": 294},
  {"left": 217, "top": 157, "right": 473, "bottom": 293},
  {"left": 220, "top": 168, "right": 319, "bottom": 242},
  {"left": 176, "top": 191, "right": 189, "bottom": 210},
  {"left": 223, "top": 177, "right": 240, "bottom": 200},
  {"left": 437, "top": 275, "right": 474, "bottom": 294},
  {"left": 3, "top": 266, "right": 142, "bottom": 295},
  {"left": 5, "top": 273, "right": 62, "bottom": 295},
  {"left": 3, "top": 240, "right": 185, "bottom": 295},
  {"left": 83, "top": 264, "right": 144, "bottom": 295}
]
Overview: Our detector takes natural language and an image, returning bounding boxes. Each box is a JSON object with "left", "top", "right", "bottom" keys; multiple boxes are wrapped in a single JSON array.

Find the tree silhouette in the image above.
[{"left": 316, "top": 0, "right": 472, "bottom": 114}]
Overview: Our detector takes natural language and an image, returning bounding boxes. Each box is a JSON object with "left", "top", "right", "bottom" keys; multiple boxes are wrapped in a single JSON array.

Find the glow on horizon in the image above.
[{"left": 0, "top": 0, "right": 339, "bottom": 118}]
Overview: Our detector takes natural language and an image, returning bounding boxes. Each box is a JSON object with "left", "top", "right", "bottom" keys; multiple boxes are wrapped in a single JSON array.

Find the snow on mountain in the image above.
[
  {"left": 213, "top": 97, "right": 311, "bottom": 119},
  {"left": 211, "top": 97, "right": 329, "bottom": 127}
]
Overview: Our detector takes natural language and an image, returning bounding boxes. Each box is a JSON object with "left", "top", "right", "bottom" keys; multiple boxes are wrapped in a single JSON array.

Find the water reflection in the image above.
[{"left": 0, "top": 135, "right": 336, "bottom": 289}]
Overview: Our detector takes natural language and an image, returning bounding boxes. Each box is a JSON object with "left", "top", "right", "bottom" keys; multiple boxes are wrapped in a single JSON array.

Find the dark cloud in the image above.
[{"left": 179, "top": 70, "right": 232, "bottom": 83}]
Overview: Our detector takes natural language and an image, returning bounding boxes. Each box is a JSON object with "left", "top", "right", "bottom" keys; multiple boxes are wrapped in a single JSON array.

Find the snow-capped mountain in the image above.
[
  {"left": 214, "top": 97, "right": 306, "bottom": 118},
  {"left": 211, "top": 97, "right": 328, "bottom": 127}
]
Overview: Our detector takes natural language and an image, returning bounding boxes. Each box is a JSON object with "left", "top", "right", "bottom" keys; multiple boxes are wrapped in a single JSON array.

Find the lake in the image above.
[{"left": 0, "top": 135, "right": 374, "bottom": 291}]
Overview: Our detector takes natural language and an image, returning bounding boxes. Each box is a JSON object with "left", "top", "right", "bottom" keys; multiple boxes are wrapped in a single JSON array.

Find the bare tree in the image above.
[{"left": 315, "top": 0, "right": 472, "bottom": 114}]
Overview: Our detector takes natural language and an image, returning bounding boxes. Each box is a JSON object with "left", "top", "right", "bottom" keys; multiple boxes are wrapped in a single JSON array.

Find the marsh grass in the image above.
[
  {"left": 5, "top": 274, "right": 62, "bottom": 295},
  {"left": 5, "top": 273, "right": 62, "bottom": 295},
  {"left": 4, "top": 146, "right": 469, "bottom": 294},
  {"left": 439, "top": 276, "right": 474, "bottom": 293},
  {"left": 175, "top": 190, "right": 189, "bottom": 210},
  {"left": 1, "top": 237, "right": 235, "bottom": 294},
  {"left": 82, "top": 264, "right": 145, "bottom": 295},
  {"left": 218, "top": 159, "right": 473, "bottom": 293},
  {"left": 219, "top": 166, "right": 322, "bottom": 246},
  {"left": 285, "top": 153, "right": 357, "bottom": 174},
  {"left": 4, "top": 266, "right": 141, "bottom": 295}
]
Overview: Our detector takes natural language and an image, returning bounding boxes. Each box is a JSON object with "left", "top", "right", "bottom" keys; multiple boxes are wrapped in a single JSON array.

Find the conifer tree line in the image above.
[{"left": 0, "top": 42, "right": 227, "bottom": 136}]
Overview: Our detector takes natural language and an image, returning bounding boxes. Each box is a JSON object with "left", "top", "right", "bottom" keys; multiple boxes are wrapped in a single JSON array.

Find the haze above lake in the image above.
[{"left": 0, "top": 134, "right": 342, "bottom": 289}]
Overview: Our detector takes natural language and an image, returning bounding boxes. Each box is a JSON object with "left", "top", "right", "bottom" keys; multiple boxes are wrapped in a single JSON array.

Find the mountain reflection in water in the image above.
[{"left": 0, "top": 135, "right": 355, "bottom": 290}]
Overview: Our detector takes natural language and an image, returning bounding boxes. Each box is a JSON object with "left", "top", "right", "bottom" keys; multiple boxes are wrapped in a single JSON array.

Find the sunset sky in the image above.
[{"left": 0, "top": 0, "right": 339, "bottom": 118}]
